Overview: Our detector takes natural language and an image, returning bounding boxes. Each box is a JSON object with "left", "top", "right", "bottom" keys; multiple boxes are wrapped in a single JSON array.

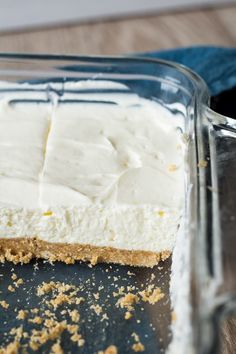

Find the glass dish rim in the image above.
[{"left": 0, "top": 52, "right": 210, "bottom": 99}]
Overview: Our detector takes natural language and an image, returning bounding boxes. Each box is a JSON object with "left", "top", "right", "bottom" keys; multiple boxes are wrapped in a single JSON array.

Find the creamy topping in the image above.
[
  {"left": 0, "top": 101, "right": 51, "bottom": 208},
  {"left": 41, "top": 101, "right": 184, "bottom": 208}
]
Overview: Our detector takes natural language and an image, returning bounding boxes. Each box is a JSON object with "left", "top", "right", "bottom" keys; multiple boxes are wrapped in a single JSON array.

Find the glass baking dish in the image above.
[{"left": 0, "top": 54, "right": 235, "bottom": 354}]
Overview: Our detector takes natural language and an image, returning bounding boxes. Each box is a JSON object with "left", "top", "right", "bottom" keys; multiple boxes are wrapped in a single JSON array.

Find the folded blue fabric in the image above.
[{"left": 139, "top": 46, "right": 236, "bottom": 96}]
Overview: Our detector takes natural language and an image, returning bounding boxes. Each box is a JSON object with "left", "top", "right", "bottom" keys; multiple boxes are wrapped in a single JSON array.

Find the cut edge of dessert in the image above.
[{"left": 0, "top": 80, "right": 185, "bottom": 268}]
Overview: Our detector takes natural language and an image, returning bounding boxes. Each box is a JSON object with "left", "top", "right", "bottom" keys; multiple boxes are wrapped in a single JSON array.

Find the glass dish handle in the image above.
[{"left": 206, "top": 107, "right": 236, "bottom": 354}]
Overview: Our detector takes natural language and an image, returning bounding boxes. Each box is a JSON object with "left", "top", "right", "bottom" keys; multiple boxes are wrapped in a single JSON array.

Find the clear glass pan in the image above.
[{"left": 0, "top": 54, "right": 235, "bottom": 354}]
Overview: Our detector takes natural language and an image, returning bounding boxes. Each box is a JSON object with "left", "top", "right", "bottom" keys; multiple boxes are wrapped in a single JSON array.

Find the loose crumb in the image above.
[
  {"left": 93, "top": 292, "right": 100, "bottom": 300},
  {"left": 113, "top": 286, "right": 125, "bottom": 297},
  {"left": 131, "top": 333, "right": 145, "bottom": 352},
  {"left": 11, "top": 273, "right": 17, "bottom": 281},
  {"left": 70, "top": 333, "right": 85, "bottom": 347},
  {"left": 132, "top": 343, "right": 145, "bottom": 352},
  {"left": 9, "top": 326, "right": 23, "bottom": 339},
  {"left": 69, "top": 309, "right": 80, "bottom": 323},
  {"left": 29, "top": 316, "right": 43, "bottom": 325},
  {"left": 132, "top": 333, "right": 140, "bottom": 342},
  {"left": 101, "top": 314, "right": 109, "bottom": 322},
  {"left": 51, "top": 341, "right": 64, "bottom": 354},
  {"left": 0, "top": 341, "right": 20, "bottom": 354},
  {"left": 14, "top": 278, "right": 24, "bottom": 287},
  {"left": 139, "top": 286, "right": 164, "bottom": 305},
  {"left": 29, "top": 321, "right": 67, "bottom": 350},
  {"left": 17, "top": 310, "right": 28, "bottom": 320},
  {"left": 8, "top": 285, "right": 15, "bottom": 292},
  {"left": 31, "top": 308, "right": 39, "bottom": 314},
  {"left": 37, "top": 281, "right": 60, "bottom": 296},
  {"left": 116, "top": 293, "right": 139, "bottom": 311},
  {"left": 90, "top": 304, "right": 103, "bottom": 315},
  {"left": 0, "top": 272, "right": 163, "bottom": 353},
  {"left": 125, "top": 311, "right": 132, "bottom": 320},
  {"left": 0, "top": 300, "right": 9, "bottom": 309},
  {"left": 50, "top": 294, "right": 72, "bottom": 308},
  {"left": 98, "top": 345, "right": 118, "bottom": 354}
]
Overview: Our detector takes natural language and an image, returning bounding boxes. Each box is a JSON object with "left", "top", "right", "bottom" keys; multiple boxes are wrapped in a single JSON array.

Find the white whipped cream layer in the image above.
[{"left": 0, "top": 81, "right": 185, "bottom": 252}]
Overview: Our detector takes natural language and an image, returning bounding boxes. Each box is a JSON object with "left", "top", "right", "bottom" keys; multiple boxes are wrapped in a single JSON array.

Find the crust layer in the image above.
[{"left": 0, "top": 238, "right": 171, "bottom": 267}]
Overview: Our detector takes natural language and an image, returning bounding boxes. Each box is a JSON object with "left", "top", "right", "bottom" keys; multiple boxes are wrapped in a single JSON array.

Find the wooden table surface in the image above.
[
  {"left": 0, "top": 4, "right": 235, "bottom": 354},
  {"left": 0, "top": 5, "right": 235, "bottom": 54}
]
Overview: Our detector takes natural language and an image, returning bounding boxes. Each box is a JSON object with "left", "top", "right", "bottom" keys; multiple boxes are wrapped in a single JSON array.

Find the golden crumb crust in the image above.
[{"left": 0, "top": 237, "right": 171, "bottom": 267}]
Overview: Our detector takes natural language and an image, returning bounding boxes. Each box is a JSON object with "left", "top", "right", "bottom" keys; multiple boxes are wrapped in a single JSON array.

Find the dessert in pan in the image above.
[
  {"left": 0, "top": 81, "right": 185, "bottom": 267},
  {"left": 0, "top": 55, "right": 234, "bottom": 354}
]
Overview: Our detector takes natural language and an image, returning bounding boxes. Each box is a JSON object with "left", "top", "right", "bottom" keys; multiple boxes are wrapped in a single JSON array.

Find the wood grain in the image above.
[
  {"left": 0, "top": 5, "right": 235, "bottom": 354},
  {"left": 0, "top": 6, "right": 235, "bottom": 55}
]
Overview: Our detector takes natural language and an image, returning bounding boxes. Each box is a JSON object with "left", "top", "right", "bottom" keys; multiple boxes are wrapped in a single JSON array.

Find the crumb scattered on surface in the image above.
[
  {"left": 101, "top": 313, "right": 109, "bottom": 321},
  {"left": 124, "top": 311, "right": 132, "bottom": 320},
  {"left": 132, "top": 343, "right": 145, "bottom": 352},
  {"left": 29, "top": 320, "right": 67, "bottom": 351},
  {"left": 51, "top": 340, "right": 64, "bottom": 354},
  {"left": 139, "top": 286, "right": 164, "bottom": 305},
  {"left": 69, "top": 309, "right": 80, "bottom": 323},
  {"left": 31, "top": 308, "right": 39, "bottom": 314},
  {"left": 0, "top": 259, "right": 167, "bottom": 353},
  {"left": 150, "top": 273, "right": 155, "bottom": 281},
  {"left": 17, "top": 310, "right": 28, "bottom": 320},
  {"left": 116, "top": 293, "right": 138, "bottom": 311},
  {"left": 11, "top": 273, "right": 17, "bottom": 281},
  {"left": 90, "top": 304, "right": 103, "bottom": 315},
  {"left": 8, "top": 285, "right": 15, "bottom": 292},
  {"left": 113, "top": 286, "right": 125, "bottom": 297},
  {"left": 0, "top": 341, "right": 20, "bottom": 354},
  {"left": 14, "top": 278, "right": 24, "bottom": 287},
  {"left": 29, "top": 316, "right": 43, "bottom": 325},
  {"left": 131, "top": 333, "right": 145, "bottom": 352},
  {"left": 70, "top": 333, "right": 85, "bottom": 347},
  {"left": 0, "top": 300, "right": 9, "bottom": 309},
  {"left": 98, "top": 345, "right": 118, "bottom": 354},
  {"left": 50, "top": 293, "right": 72, "bottom": 308},
  {"left": 9, "top": 326, "right": 23, "bottom": 339}
]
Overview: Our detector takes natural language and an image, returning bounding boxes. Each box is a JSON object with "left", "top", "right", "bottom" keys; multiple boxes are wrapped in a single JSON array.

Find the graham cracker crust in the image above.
[{"left": 0, "top": 238, "right": 171, "bottom": 267}]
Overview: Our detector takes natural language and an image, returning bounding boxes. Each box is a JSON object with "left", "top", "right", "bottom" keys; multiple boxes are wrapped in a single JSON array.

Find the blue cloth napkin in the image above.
[{"left": 139, "top": 46, "right": 236, "bottom": 96}]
